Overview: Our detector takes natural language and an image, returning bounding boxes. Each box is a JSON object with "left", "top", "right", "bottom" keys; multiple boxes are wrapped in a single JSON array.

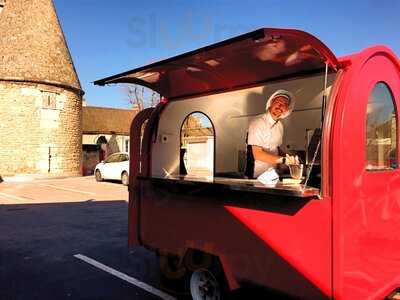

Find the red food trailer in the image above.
[{"left": 95, "top": 28, "right": 400, "bottom": 300}]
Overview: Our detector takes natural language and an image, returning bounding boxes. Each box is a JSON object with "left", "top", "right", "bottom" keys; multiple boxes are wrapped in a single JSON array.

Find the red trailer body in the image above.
[{"left": 95, "top": 28, "right": 400, "bottom": 299}]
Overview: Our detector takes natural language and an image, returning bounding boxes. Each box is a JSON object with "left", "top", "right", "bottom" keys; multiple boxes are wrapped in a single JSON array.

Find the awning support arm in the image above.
[{"left": 302, "top": 61, "right": 329, "bottom": 192}]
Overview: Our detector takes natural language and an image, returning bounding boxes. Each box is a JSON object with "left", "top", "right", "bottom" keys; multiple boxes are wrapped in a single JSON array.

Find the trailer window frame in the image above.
[
  {"left": 365, "top": 81, "right": 398, "bottom": 171},
  {"left": 179, "top": 111, "right": 216, "bottom": 177}
]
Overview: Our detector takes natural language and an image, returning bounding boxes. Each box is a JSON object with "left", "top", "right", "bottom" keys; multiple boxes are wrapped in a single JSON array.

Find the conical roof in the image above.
[{"left": 0, "top": 0, "right": 82, "bottom": 93}]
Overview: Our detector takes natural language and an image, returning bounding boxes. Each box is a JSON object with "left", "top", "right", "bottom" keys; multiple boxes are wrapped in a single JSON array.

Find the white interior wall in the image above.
[{"left": 152, "top": 73, "right": 336, "bottom": 177}]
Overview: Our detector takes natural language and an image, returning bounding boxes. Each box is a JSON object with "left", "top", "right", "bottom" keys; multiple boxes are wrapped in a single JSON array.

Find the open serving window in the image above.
[{"left": 95, "top": 28, "right": 339, "bottom": 198}]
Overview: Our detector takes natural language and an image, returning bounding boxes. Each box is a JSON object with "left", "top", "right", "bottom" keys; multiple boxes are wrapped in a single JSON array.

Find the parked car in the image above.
[{"left": 94, "top": 152, "right": 129, "bottom": 185}]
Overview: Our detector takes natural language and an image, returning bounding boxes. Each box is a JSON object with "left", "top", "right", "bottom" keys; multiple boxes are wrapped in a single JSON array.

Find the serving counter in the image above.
[{"left": 142, "top": 174, "right": 320, "bottom": 198}]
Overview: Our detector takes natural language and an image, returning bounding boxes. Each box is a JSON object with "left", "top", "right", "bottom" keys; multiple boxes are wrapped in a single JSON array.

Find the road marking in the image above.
[
  {"left": 0, "top": 191, "right": 30, "bottom": 201},
  {"left": 38, "top": 184, "right": 96, "bottom": 196},
  {"left": 74, "top": 254, "right": 177, "bottom": 300}
]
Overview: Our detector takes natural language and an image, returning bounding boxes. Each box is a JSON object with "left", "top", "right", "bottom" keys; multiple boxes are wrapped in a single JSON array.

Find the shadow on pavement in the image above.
[{"left": 0, "top": 200, "right": 159, "bottom": 300}]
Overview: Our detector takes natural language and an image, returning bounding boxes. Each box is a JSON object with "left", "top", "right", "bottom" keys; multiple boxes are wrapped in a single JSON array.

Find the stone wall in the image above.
[{"left": 0, "top": 81, "right": 82, "bottom": 176}]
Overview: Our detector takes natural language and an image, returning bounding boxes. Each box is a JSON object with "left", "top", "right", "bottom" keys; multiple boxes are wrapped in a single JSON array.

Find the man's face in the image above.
[{"left": 269, "top": 96, "right": 289, "bottom": 120}]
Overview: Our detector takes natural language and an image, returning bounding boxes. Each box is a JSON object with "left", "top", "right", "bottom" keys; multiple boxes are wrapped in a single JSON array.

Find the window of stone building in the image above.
[
  {"left": 366, "top": 82, "right": 397, "bottom": 170},
  {"left": 41, "top": 91, "right": 57, "bottom": 109},
  {"left": 125, "top": 139, "right": 129, "bottom": 153}
]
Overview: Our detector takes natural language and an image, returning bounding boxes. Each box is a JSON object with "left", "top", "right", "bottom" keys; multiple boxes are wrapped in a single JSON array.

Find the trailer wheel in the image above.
[
  {"left": 189, "top": 257, "right": 229, "bottom": 300},
  {"left": 190, "top": 269, "right": 223, "bottom": 300},
  {"left": 159, "top": 251, "right": 228, "bottom": 298}
]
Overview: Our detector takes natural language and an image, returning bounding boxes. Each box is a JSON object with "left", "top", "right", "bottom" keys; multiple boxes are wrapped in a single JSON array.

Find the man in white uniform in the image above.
[{"left": 248, "top": 89, "right": 296, "bottom": 178}]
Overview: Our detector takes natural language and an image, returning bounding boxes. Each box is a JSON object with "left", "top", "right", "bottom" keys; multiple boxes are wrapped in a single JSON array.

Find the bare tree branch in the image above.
[{"left": 122, "top": 84, "right": 160, "bottom": 110}]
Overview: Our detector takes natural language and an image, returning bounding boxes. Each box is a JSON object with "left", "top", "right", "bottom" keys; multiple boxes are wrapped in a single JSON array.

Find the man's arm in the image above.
[{"left": 252, "top": 145, "right": 283, "bottom": 164}]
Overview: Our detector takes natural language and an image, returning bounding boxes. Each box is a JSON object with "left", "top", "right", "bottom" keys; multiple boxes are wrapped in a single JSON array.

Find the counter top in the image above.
[{"left": 141, "top": 174, "right": 320, "bottom": 198}]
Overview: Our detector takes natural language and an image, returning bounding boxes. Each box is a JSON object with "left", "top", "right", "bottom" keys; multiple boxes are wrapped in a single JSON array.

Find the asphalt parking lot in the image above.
[{"left": 0, "top": 176, "right": 164, "bottom": 300}]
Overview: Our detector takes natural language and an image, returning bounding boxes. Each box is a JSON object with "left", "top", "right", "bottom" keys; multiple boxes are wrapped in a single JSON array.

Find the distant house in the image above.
[{"left": 82, "top": 106, "right": 138, "bottom": 175}]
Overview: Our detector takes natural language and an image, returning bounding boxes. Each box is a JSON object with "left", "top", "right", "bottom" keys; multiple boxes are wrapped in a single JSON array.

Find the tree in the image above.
[{"left": 122, "top": 84, "right": 160, "bottom": 110}]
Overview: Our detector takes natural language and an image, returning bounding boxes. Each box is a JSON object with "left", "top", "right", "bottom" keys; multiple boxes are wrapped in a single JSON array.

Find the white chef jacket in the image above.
[{"left": 248, "top": 113, "right": 283, "bottom": 177}]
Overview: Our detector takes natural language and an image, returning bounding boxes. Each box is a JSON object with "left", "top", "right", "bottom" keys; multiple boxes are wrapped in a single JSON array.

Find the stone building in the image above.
[
  {"left": 0, "top": 0, "right": 84, "bottom": 176},
  {"left": 82, "top": 106, "right": 138, "bottom": 175}
]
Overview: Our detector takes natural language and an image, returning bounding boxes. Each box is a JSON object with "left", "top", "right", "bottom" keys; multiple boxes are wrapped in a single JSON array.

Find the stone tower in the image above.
[{"left": 0, "top": 0, "right": 83, "bottom": 176}]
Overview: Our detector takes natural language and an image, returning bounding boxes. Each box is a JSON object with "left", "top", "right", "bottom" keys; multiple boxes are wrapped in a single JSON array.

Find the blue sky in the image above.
[{"left": 54, "top": 0, "right": 400, "bottom": 109}]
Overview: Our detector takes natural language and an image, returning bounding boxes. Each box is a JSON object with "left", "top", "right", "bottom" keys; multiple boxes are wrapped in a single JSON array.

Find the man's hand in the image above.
[
  {"left": 252, "top": 146, "right": 300, "bottom": 165},
  {"left": 285, "top": 154, "right": 299, "bottom": 165}
]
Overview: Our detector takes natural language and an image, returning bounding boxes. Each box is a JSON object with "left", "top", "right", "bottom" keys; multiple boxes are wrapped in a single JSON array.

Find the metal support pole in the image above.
[
  {"left": 303, "top": 62, "right": 329, "bottom": 192},
  {"left": 321, "top": 62, "right": 329, "bottom": 123}
]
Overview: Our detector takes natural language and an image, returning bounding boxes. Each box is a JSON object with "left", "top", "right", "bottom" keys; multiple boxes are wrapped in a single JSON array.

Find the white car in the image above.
[{"left": 94, "top": 152, "right": 130, "bottom": 185}]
